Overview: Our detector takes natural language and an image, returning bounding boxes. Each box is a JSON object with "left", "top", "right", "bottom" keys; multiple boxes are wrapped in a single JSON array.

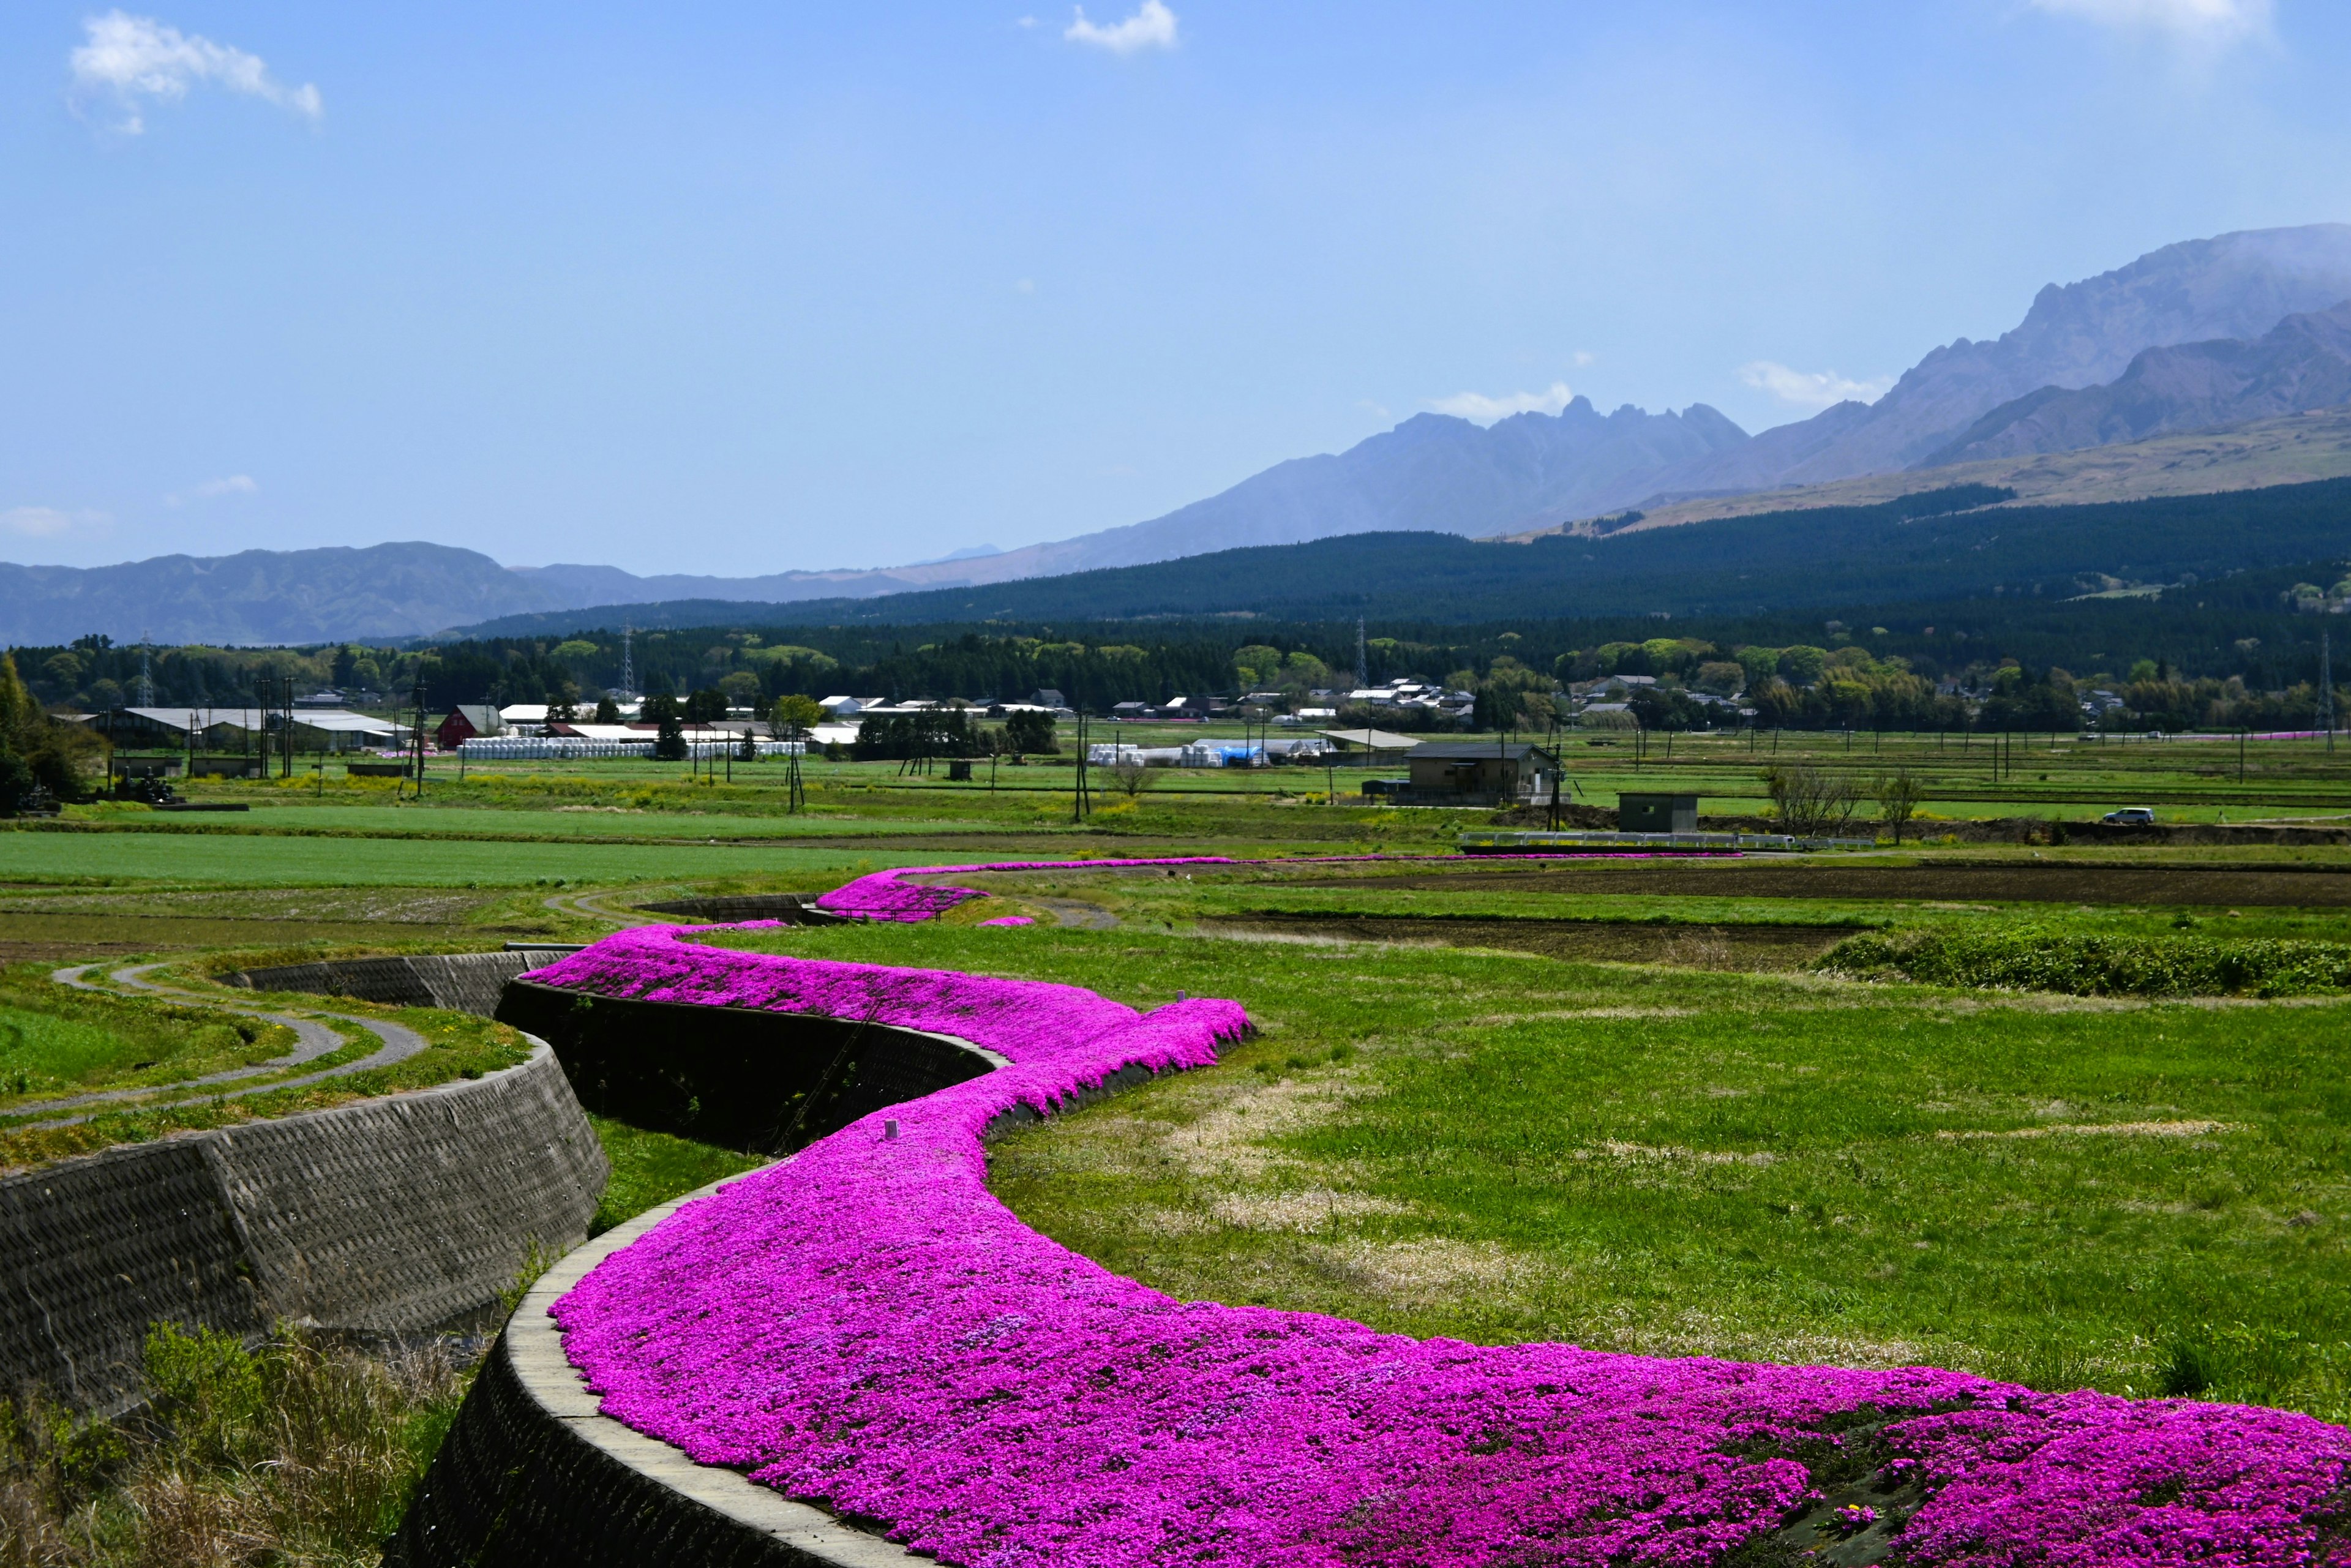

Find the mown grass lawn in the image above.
[{"left": 711, "top": 920, "right": 2351, "bottom": 1421}]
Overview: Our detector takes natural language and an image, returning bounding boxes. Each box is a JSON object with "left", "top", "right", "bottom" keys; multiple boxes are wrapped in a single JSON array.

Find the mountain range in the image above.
[{"left": 11, "top": 223, "right": 2351, "bottom": 647}]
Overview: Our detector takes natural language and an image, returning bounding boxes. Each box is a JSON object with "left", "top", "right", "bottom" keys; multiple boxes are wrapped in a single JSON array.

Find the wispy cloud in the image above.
[
  {"left": 1738, "top": 361, "right": 1894, "bottom": 411},
  {"left": 1065, "top": 1, "right": 1179, "bottom": 54},
  {"left": 2026, "top": 0, "right": 2271, "bottom": 48},
  {"left": 70, "top": 11, "right": 322, "bottom": 135},
  {"left": 165, "top": 474, "right": 257, "bottom": 507},
  {"left": 4, "top": 506, "right": 111, "bottom": 539},
  {"left": 1427, "top": 381, "right": 1575, "bottom": 424}
]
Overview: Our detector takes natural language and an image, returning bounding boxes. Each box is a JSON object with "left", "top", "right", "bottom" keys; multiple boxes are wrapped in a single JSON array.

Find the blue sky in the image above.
[{"left": 2, "top": 1, "right": 2346, "bottom": 574}]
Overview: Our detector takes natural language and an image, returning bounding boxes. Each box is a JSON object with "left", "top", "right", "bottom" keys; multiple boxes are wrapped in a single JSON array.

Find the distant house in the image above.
[
  {"left": 436, "top": 704, "right": 503, "bottom": 751},
  {"left": 499, "top": 703, "right": 552, "bottom": 733},
  {"left": 1400, "top": 740, "right": 1561, "bottom": 806},
  {"left": 817, "top": 696, "right": 864, "bottom": 717},
  {"left": 1029, "top": 689, "right": 1067, "bottom": 711}
]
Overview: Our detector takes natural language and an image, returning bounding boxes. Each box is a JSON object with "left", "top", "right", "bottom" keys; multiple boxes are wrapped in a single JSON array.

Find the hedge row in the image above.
[{"left": 1817, "top": 928, "right": 2351, "bottom": 997}]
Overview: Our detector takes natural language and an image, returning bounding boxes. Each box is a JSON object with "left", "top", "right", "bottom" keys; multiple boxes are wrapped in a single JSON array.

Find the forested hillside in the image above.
[{"left": 453, "top": 478, "right": 2351, "bottom": 633}]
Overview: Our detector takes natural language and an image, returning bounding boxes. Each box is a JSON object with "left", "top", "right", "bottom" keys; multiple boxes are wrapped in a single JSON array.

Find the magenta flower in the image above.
[
  {"left": 812, "top": 852, "right": 1733, "bottom": 923},
  {"left": 978, "top": 915, "right": 1036, "bottom": 927},
  {"left": 534, "top": 929, "right": 2351, "bottom": 1567}
]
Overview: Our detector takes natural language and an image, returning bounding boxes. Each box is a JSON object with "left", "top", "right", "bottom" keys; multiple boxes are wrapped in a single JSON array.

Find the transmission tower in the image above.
[
  {"left": 136, "top": 633, "right": 154, "bottom": 708},
  {"left": 1355, "top": 617, "right": 1367, "bottom": 688},
  {"left": 619, "top": 626, "right": 636, "bottom": 700}
]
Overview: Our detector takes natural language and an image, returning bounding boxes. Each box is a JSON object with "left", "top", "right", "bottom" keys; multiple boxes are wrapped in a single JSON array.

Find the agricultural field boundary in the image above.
[{"left": 0, "top": 1037, "right": 605, "bottom": 1413}]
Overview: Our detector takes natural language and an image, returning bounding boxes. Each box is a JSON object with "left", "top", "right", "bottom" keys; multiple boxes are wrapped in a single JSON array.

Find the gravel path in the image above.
[{"left": 8, "top": 962, "right": 431, "bottom": 1129}]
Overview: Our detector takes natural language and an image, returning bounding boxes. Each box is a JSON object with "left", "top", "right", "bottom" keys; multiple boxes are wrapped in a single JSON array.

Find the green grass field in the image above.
[
  {"left": 0, "top": 967, "right": 297, "bottom": 1108},
  {"left": 0, "top": 829, "right": 942, "bottom": 888}
]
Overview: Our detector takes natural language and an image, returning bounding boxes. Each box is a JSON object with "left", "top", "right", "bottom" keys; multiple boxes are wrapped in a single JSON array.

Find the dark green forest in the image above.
[{"left": 449, "top": 478, "right": 2351, "bottom": 633}]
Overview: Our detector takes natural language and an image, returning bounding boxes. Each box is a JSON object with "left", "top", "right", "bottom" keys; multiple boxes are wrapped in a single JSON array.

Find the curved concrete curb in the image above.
[{"left": 0, "top": 1040, "right": 606, "bottom": 1413}]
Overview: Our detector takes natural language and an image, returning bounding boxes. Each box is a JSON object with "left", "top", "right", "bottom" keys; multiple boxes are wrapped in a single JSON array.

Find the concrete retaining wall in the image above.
[
  {"left": 632, "top": 893, "right": 844, "bottom": 924},
  {"left": 234, "top": 951, "right": 544, "bottom": 1017},
  {"left": 0, "top": 1043, "right": 606, "bottom": 1412},
  {"left": 495, "top": 979, "right": 999, "bottom": 1155}
]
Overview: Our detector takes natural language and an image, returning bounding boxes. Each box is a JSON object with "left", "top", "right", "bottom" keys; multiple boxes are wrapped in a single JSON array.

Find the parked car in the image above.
[{"left": 2101, "top": 806, "right": 2156, "bottom": 826}]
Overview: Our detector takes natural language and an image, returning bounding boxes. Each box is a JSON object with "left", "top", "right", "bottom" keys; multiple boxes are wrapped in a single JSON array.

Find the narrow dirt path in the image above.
[{"left": 13, "top": 963, "right": 431, "bottom": 1129}]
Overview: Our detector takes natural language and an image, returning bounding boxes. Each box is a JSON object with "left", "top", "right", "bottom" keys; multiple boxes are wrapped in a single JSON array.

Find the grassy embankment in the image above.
[{"left": 0, "top": 966, "right": 534, "bottom": 1175}]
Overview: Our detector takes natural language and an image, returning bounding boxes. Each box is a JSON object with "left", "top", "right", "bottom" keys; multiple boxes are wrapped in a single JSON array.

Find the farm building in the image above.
[
  {"left": 1400, "top": 740, "right": 1562, "bottom": 806},
  {"left": 435, "top": 705, "right": 504, "bottom": 751},
  {"left": 100, "top": 707, "right": 402, "bottom": 754},
  {"left": 1618, "top": 792, "right": 1700, "bottom": 833}
]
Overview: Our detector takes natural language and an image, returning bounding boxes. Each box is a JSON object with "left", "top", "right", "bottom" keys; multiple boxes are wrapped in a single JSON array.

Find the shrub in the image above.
[{"left": 1819, "top": 927, "right": 2351, "bottom": 997}]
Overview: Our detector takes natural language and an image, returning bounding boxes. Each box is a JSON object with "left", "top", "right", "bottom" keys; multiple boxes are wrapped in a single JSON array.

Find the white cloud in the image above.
[
  {"left": 165, "top": 475, "right": 257, "bottom": 507},
  {"left": 4, "top": 506, "right": 111, "bottom": 539},
  {"left": 1738, "top": 361, "right": 1895, "bottom": 411},
  {"left": 70, "top": 11, "right": 322, "bottom": 135},
  {"left": 1427, "top": 381, "right": 1575, "bottom": 424},
  {"left": 2027, "top": 0, "right": 2271, "bottom": 47},
  {"left": 1065, "top": 1, "right": 1179, "bottom": 54},
  {"left": 1572, "top": 350, "right": 1596, "bottom": 367}
]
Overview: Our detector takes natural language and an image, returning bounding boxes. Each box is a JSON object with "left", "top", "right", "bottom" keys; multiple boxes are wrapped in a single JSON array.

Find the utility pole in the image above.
[
  {"left": 408, "top": 680, "right": 428, "bottom": 799},
  {"left": 2323, "top": 627, "right": 2336, "bottom": 754}
]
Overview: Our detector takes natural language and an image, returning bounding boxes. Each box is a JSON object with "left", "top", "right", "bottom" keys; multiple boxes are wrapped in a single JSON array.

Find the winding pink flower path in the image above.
[{"left": 533, "top": 927, "right": 2349, "bottom": 1567}]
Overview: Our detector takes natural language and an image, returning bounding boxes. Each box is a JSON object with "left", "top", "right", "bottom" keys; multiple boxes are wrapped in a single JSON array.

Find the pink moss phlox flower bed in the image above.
[
  {"left": 812, "top": 857, "right": 1240, "bottom": 921},
  {"left": 812, "top": 852, "right": 1722, "bottom": 923},
  {"left": 541, "top": 929, "right": 2351, "bottom": 1566},
  {"left": 978, "top": 915, "right": 1036, "bottom": 926}
]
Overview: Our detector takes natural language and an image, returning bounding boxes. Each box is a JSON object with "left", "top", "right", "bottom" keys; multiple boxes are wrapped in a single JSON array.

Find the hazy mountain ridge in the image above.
[
  {"left": 1547, "top": 223, "right": 2351, "bottom": 518},
  {"left": 1924, "top": 300, "right": 2351, "bottom": 465},
  {"left": 0, "top": 544, "right": 572, "bottom": 648}
]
